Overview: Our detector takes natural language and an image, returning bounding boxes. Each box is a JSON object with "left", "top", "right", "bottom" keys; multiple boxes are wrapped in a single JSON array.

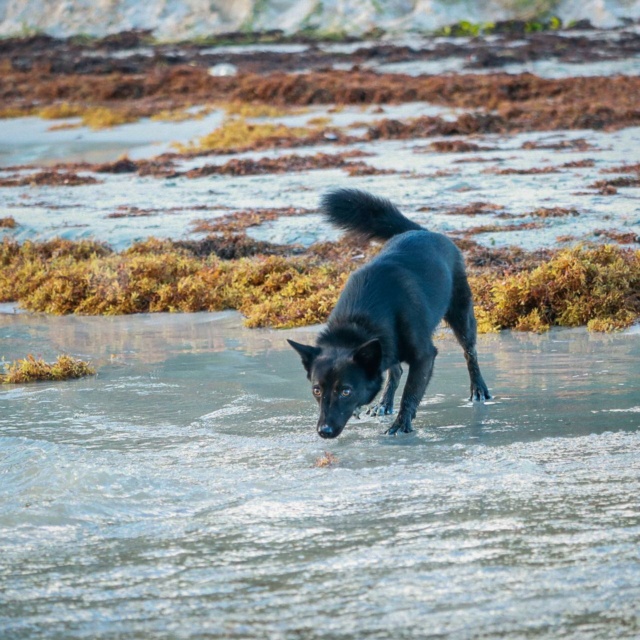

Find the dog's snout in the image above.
[{"left": 318, "top": 424, "right": 337, "bottom": 439}]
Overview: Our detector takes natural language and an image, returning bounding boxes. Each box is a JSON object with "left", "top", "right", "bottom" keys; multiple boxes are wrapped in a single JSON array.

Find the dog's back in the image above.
[{"left": 321, "top": 190, "right": 468, "bottom": 362}]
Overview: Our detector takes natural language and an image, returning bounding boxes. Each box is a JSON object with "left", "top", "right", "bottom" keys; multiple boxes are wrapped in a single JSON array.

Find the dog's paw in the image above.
[
  {"left": 384, "top": 417, "right": 414, "bottom": 436},
  {"left": 366, "top": 402, "right": 393, "bottom": 417},
  {"left": 469, "top": 383, "right": 491, "bottom": 402}
]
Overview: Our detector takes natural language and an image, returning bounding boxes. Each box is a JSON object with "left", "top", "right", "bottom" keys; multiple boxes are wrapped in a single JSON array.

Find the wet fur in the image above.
[{"left": 288, "top": 188, "right": 490, "bottom": 438}]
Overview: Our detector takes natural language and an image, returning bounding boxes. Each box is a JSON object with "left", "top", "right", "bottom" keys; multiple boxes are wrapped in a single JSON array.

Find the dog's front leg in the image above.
[
  {"left": 367, "top": 363, "right": 402, "bottom": 416},
  {"left": 385, "top": 350, "right": 436, "bottom": 435}
]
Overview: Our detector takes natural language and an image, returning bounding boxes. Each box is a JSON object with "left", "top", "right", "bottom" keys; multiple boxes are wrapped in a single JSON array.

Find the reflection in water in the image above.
[{"left": 1, "top": 310, "right": 639, "bottom": 638}]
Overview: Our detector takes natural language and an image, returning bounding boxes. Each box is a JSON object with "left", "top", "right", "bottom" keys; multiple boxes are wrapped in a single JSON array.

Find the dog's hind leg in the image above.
[
  {"left": 386, "top": 348, "right": 437, "bottom": 435},
  {"left": 367, "top": 363, "right": 402, "bottom": 416},
  {"left": 445, "top": 276, "right": 491, "bottom": 401}
]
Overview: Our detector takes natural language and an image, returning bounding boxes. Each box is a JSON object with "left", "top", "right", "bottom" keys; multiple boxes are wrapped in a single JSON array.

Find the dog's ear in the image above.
[
  {"left": 353, "top": 339, "right": 382, "bottom": 377},
  {"left": 287, "top": 339, "right": 321, "bottom": 374}
]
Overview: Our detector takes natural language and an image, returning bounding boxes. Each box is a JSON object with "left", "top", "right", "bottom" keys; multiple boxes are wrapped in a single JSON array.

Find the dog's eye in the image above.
[
  {"left": 341, "top": 388, "right": 352, "bottom": 397},
  {"left": 312, "top": 386, "right": 322, "bottom": 397}
]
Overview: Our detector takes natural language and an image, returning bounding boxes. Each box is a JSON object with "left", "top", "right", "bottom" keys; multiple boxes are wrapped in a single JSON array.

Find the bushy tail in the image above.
[{"left": 320, "top": 188, "right": 423, "bottom": 242}]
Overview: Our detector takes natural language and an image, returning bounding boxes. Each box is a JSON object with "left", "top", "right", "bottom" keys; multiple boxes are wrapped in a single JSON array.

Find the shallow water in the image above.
[
  {"left": 1, "top": 310, "right": 639, "bottom": 638},
  {"left": 0, "top": 111, "right": 225, "bottom": 168},
  {"left": 370, "top": 55, "right": 640, "bottom": 78}
]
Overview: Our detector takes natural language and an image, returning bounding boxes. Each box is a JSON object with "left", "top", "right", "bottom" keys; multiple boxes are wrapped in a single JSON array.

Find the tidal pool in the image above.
[{"left": 1, "top": 310, "right": 639, "bottom": 638}]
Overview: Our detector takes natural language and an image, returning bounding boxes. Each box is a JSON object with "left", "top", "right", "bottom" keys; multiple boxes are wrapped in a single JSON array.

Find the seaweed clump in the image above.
[
  {"left": 471, "top": 245, "right": 640, "bottom": 333},
  {"left": 38, "top": 103, "right": 140, "bottom": 129},
  {"left": 1, "top": 354, "right": 95, "bottom": 383},
  {"left": 182, "top": 151, "right": 369, "bottom": 178},
  {"left": 315, "top": 452, "right": 339, "bottom": 468},
  {"left": 0, "top": 171, "right": 99, "bottom": 187},
  {"left": 1, "top": 239, "right": 638, "bottom": 333},
  {"left": 0, "top": 237, "right": 358, "bottom": 327},
  {"left": 174, "top": 118, "right": 349, "bottom": 154}
]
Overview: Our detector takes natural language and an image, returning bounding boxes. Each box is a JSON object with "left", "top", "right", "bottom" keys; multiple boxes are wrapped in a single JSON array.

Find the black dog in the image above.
[{"left": 288, "top": 188, "right": 490, "bottom": 439}]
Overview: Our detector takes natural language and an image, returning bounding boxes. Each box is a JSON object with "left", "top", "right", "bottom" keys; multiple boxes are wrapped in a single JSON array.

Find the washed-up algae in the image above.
[
  {"left": 1, "top": 238, "right": 638, "bottom": 332},
  {"left": 2, "top": 67, "right": 636, "bottom": 109},
  {"left": 593, "top": 229, "right": 640, "bottom": 245},
  {"left": 3, "top": 68, "right": 640, "bottom": 139},
  {"left": 0, "top": 171, "right": 100, "bottom": 187},
  {"left": 470, "top": 245, "right": 640, "bottom": 333},
  {"left": 427, "top": 202, "right": 504, "bottom": 216},
  {"left": 314, "top": 452, "right": 339, "bottom": 468},
  {"left": 181, "top": 151, "right": 371, "bottom": 178},
  {"left": 1, "top": 354, "right": 95, "bottom": 383},
  {"left": 190, "top": 207, "right": 314, "bottom": 234},
  {"left": 0, "top": 237, "right": 356, "bottom": 326},
  {"left": 591, "top": 176, "right": 640, "bottom": 190},
  {"left": 174, "top": 118, "right": 312, "bottom": 153},
  {"left": 453, "top": 221, "right": 545, "bottom": 236}
]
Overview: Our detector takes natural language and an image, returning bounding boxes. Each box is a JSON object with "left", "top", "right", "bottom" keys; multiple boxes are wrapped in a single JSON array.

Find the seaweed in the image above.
[
  {"left": 221, "top": 101, "right": 299, "bottom": 118},
  {"left": 343, "top": 164, "right": 397, "bottom": 177},
  {"left": 150, "top": 107, "right": 205, "bottom": 122},
  {"left": 530, "top": 207, "right": 579, "bottom": 218},
  {"left": 181, "top": 151, "right": 368, "bottom": 178},
  {"left": 38, "top": 102, "right": 84, "bottom": 119},
  {"left": 455, "top": 221, "right": 544, "bottom": 236},
  {"left": 434, "top": 202, "right": 504, "bottom": 216},
  {"left": 190, "top": 207, "right": 312, "bottom": 234},
  {"left": 591, "top": 177, "right": 640, "bottom": 190},
  {"left": 423, "top": 140, "right": 493, "bottom": 153},
  {"left": 174, "top": 118, "right": 316, "bottom": 153},
  {"left": 593, "top": 229, "right": 640, "bottom": 245},
  {"left": 38, "top": 103, "right": 139, "bottom": 129},
  {"left": 95, "top": 157, "right": 138, "bottom": 173},
  {"left": 470, "top": 245, "right": 640, "bottom": 333},
  {"left": 0, "top": 171, "right": 99, "bottom": 187},
  {"left": 4, "top": 66, "right": 640, "bottom": 118},
  {"left": 521, "top": 138, "right": 592, "bottom": 151},
  {"left": 175, "top": 235, "right": 292, "bottom": 259},
  {"left": 1, "top": 238, "right": 637, "bottom": 333},
  {"left": 1, "top": 354, "right": 95, "bottom": 384},
  {"left": 106, "top": 207, "right": 156, "bottom": 219},
  {"left": 601, "top": 163, "right": 640, "bottom": 174},
  {"left": 314, "top": 452, "right": 339, "bottom": 468},
  {"left": 460, "top": 242, "right": 553, "bottom": 273},
  {"left": 0, "top": 237, "right": 365, "bottom": 326},
  {"left": 561, "top": 159, "right": 595, "bottom": 169},
  {"left": 484, "top": 166, "right": 559, "bottom": 175}
]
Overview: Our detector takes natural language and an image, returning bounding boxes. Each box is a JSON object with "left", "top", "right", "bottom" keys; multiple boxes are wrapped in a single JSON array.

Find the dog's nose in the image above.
[{"left": 318, "top": 424, "right": 336, "bottom": 439}]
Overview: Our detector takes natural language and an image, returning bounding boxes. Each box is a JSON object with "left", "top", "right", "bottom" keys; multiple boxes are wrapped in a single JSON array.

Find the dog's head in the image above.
[{"left": 287, "top": 338, "right": 383, "bottom": 438}]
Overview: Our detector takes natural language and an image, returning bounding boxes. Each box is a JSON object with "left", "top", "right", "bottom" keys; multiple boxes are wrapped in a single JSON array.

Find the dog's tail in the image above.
[{"left": 320, "top": 188, "right": 423, "bottom": 242}]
